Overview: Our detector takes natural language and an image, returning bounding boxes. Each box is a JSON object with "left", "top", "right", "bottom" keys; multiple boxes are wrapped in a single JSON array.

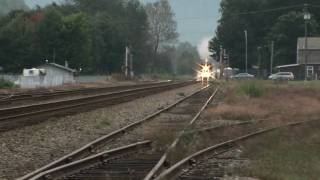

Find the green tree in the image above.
[
  {"left": 267, "top": 12, "right": 320, "bottom": 66},
  {"left": 0, "top": 0, "right": 155, "bottom": 75},
  {"left": 210, "top": 0, "right": 320, "bottom": 71},
  {"left": 37, "top": 8, "right": 64, "bottom": 63},
  {"left": 59, "top": 13, "right": 91, "bottom": 70},
  {"left": 0, "top": 11, "right": 37, "bottom": 72},
  {"left": 0, "top": 0, "right": 29, "bottom": 15},
  {"left": 72, "top": 0, "right": 150, "bottom": 74},
  {"left": 146, "top": 0, "right": 179, "bottom": 71},
  {"left": 124, "top": 0, "right": 150, "bottom": 74}
]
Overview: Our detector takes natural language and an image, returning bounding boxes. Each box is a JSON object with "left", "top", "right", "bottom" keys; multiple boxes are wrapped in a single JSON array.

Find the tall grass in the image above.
[
  {"left": 240, "top": 122, "right": 320, "bottom": 180},
  {"left": 0, "top": 79, "right": 15, "bottom": 89},
  {"left": 236, "top": 81, "right": 264, "bottom": 98}
]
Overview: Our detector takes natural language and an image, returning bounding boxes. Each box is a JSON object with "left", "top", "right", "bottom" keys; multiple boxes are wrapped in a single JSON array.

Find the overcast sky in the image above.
[{"left": 25, "top": 0, "right": 220, "bottom": 46}]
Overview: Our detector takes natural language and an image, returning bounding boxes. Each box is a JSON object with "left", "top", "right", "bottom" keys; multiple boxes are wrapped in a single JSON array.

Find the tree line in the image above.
[
  {"left": 210, "top": 0, "right": 320, "bottom": 73},
  {"left": 0, "top": 0, "right": 199, "bottom": 75},
  {"left": 0, "top": 0, "right": 29, "bottom": 15}
]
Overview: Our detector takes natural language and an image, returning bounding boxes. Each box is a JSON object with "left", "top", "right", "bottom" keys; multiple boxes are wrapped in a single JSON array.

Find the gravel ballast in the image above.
[{"left": 0, "top": 84, "right": 200, "bottom": 179}]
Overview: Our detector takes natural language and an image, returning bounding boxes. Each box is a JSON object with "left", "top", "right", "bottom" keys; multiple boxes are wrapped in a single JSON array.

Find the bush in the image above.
[
  {"left": 236, "top": 81, "right": 264, "bottom": 98},
  {"left": 0, "top": 79, "right": 15, "bottom": 89}
]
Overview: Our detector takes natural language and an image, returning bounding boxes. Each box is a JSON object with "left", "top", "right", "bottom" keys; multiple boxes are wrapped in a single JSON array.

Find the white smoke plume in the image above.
[{"left": 197, "top": 37, "right": 212, "bottom": 60}]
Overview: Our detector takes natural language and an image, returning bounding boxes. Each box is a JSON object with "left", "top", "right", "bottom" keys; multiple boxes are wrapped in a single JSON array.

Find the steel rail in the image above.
[
  {"left": 0, "top": 81, "right": 195, "bottom": 124},
  {"left": 29, "top": 141, "right": 152, "bottom": 180},
  {"left": 4, "top": 82, "right": 167, "bottom": 97},
  {"left": 0, "top": 81, "right": 170, "bottom": 103},
  {"left": 154, "top": 120, "right": 318, "bottom": 180},
  {"left": 143, "top": 88, "right": 220, "bottom": 180},
  {"left": 0, "top": 81, "right": 193, "bottom": 115},
  {"left": 19, "top": 84, "right": 208, "bottom": 180},
  {"left": 184, "top": 120, "right": 255, "bottom": 135}
]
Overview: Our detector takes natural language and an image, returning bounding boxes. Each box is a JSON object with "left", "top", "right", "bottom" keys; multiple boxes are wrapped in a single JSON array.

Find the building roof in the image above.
[
  {"left": 40, "top": 63, "right": 76, "bottom": 73},
  {"left": 276, "top": 64, "right": 300, "bottom": 69},
  {"left": 297, "top": 37, "right": 320, "bottom": 50}
]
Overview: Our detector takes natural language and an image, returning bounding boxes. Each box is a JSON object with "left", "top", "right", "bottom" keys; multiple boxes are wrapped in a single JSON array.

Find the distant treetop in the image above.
[{"left": 0, "top": 0, "right": 29, "bottom": 15}]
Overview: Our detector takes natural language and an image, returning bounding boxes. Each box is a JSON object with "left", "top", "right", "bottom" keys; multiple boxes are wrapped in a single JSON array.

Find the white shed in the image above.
[
  {"left": 19, "top": 62, "right": 76, "bottom": 88},
  {"left": 38, "top": 63, "right": 76, "bottom": 86}
]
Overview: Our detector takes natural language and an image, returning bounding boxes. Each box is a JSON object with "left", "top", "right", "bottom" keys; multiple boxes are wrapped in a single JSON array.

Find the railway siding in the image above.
[
  {"left": 21, "top": 85, "right": 219, "bottom": 180},
  {"left": 0, "top": 81, "right": 195, "bottom": 131},
  {"left": 0, "top": 83, "right": 201, "bottom": 179},
  {"left": 154, "top": 120, "right": 318, "bottom": 180}
]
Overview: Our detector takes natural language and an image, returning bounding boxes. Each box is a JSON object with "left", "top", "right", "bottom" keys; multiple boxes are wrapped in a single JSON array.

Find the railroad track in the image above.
[
  {"left": 0, "top": 81, "right": 195, "bottom": 131},
  {"left": 0, "top": 81, "right": 172, "bottom": 106},
  {"left": 154, "top": 119, "right": 318, "bottom": 180},
  {"left": 20, "top": 85, "right": 220, "bottom": 180}
]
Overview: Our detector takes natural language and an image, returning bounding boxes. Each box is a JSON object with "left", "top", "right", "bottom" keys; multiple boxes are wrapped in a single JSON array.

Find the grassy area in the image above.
[
  {"left": 0, "top": 78, "right": 15, "bottom": 89},
  {"left": 235, "top": 80, "right": 265, "bottom": 98},
  {"left": 163, "top": 80, "right": 320, "bottom": 179},
  {"left": 201, "top": 80, "right": 320, "bottom": 179},
  {"left": 240, "top": 121, "right": 320, "bottom": 180},
  {"left": 204, "top": 80, "right": 320, "bottom": 122}
]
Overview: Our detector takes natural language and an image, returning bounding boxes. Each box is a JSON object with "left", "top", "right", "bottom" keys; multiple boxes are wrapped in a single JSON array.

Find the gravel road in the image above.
[{"left": 0, "top": 84, "right": 200, "bottom": 179}]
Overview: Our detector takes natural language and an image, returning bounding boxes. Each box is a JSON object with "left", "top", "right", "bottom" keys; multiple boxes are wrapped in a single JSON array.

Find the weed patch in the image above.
[
  {"left": 204, "top": 81, "right": 320, "bottom": 122},
  {"left": 239, "top": 122, "right": 320, "bottom": 180},
  {"left": 0, "top": 79, "right": 15, "bottom": 89},
  {"left": 236, "top": 81, "right": 264, "bottom": 98}
]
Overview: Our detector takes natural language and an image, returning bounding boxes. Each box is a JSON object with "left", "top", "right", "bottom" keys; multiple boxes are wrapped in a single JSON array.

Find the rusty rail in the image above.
[
  {"left": 154, "top": 120, "right": 318, "bottom": 180},
  {"left": 29, "top": 141, "right": 152, "bottom": 180},
  {"left": 0, "top": 81, "right": 170, "bottom": 103},
  {"left": 143, "top": 88, "right": 220, "bottom": 180},
  {"left": 0, "top": 81, "right": 196, "bottom": 131},
  {"left": 19, "top": 83, "right": 208, "bottom": 180}
]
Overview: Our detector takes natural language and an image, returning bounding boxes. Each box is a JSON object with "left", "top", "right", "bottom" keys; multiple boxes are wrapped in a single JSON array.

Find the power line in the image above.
[
  {"left": 175, "top": 4, "right": 311, "bottom": 21},
  {"left": 225, "top": 4, "right": 305, "bottom": 17}
]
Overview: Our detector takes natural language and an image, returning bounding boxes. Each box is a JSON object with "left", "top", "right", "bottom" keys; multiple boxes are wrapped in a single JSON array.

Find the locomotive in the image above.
[{"left": 196, "top": 59, "right": 216, "bottom": 84}]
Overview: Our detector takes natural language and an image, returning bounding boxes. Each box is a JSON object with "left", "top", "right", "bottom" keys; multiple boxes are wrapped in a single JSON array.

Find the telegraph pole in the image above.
[
  {"left": 130, "top": 54, "right": 134, "bottom": 77},
  {"left": 304, "top": 4, "right": 310, "bottom": 81},
  {"left": 125, "top": 46, "right": 130, "bottom": 78},
  {"left": 244, "top": 30, "right": 248, "bottom": 73},
  {"left": 270, "top": 41, "right": 274, "bottom": 75},
  {"left": 220, "top": 46, "right": 223, "bottom": 79},
  {"left": 257, "top": 46, "right": 262, "bottom": 78}
]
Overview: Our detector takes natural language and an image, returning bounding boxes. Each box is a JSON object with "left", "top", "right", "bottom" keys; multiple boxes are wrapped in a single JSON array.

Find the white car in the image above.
[
  {"left": 269, "top": 72, "right": 294, "bottom": 81},
  {"left": 231, "top": 73, "right": 255, "bottom": 79}
]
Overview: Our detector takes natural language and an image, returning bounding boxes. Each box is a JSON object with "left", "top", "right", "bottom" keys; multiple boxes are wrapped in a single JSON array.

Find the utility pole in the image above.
[
  {"left": 125, "top": 46, "right": 130, "bottom": 78},
  {"left": 224, "top": 49, "right": 227, "bottom": 65},
  {"left": 220, "top": 46, "right": 223, "bottom": 79},
  {"left": 270, "top": 41, "right": 274, "bottom": 75},
  {"left": 226, "top": 52, "right": 230, "bottom": 67},
  {"left": 244, "top": 30, "right": 248, "bottom": 73},
  {"left": 257, "top": 46, "right": 262, "bottom": 78},
  {"left": 304, "top": 4, "right": 311, "bottom": 81},
  {"left": 130, "top": 54, "right": 134, "bottom": 77}
]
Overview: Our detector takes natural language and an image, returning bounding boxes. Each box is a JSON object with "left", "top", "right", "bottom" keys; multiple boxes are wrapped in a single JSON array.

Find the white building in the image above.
[{"left": 19, "top": 62, "right": 76, "bottom": 88}]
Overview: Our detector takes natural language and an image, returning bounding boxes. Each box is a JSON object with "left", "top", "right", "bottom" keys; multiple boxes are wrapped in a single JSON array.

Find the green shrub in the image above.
[
  {"left": 0, "top": 79, "right": 14, "bottom": 89},
  {"left": 236, "top": 81, "right": 264, "bottom": 98}
]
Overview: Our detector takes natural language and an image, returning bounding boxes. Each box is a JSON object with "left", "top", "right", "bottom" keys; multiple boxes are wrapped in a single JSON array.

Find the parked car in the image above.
[
  {"left": 231, "top": 73, "right": 255, "bottom": 80},
  {"left": 268, "top": 72, "right": 294, "bottom": 81}
]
